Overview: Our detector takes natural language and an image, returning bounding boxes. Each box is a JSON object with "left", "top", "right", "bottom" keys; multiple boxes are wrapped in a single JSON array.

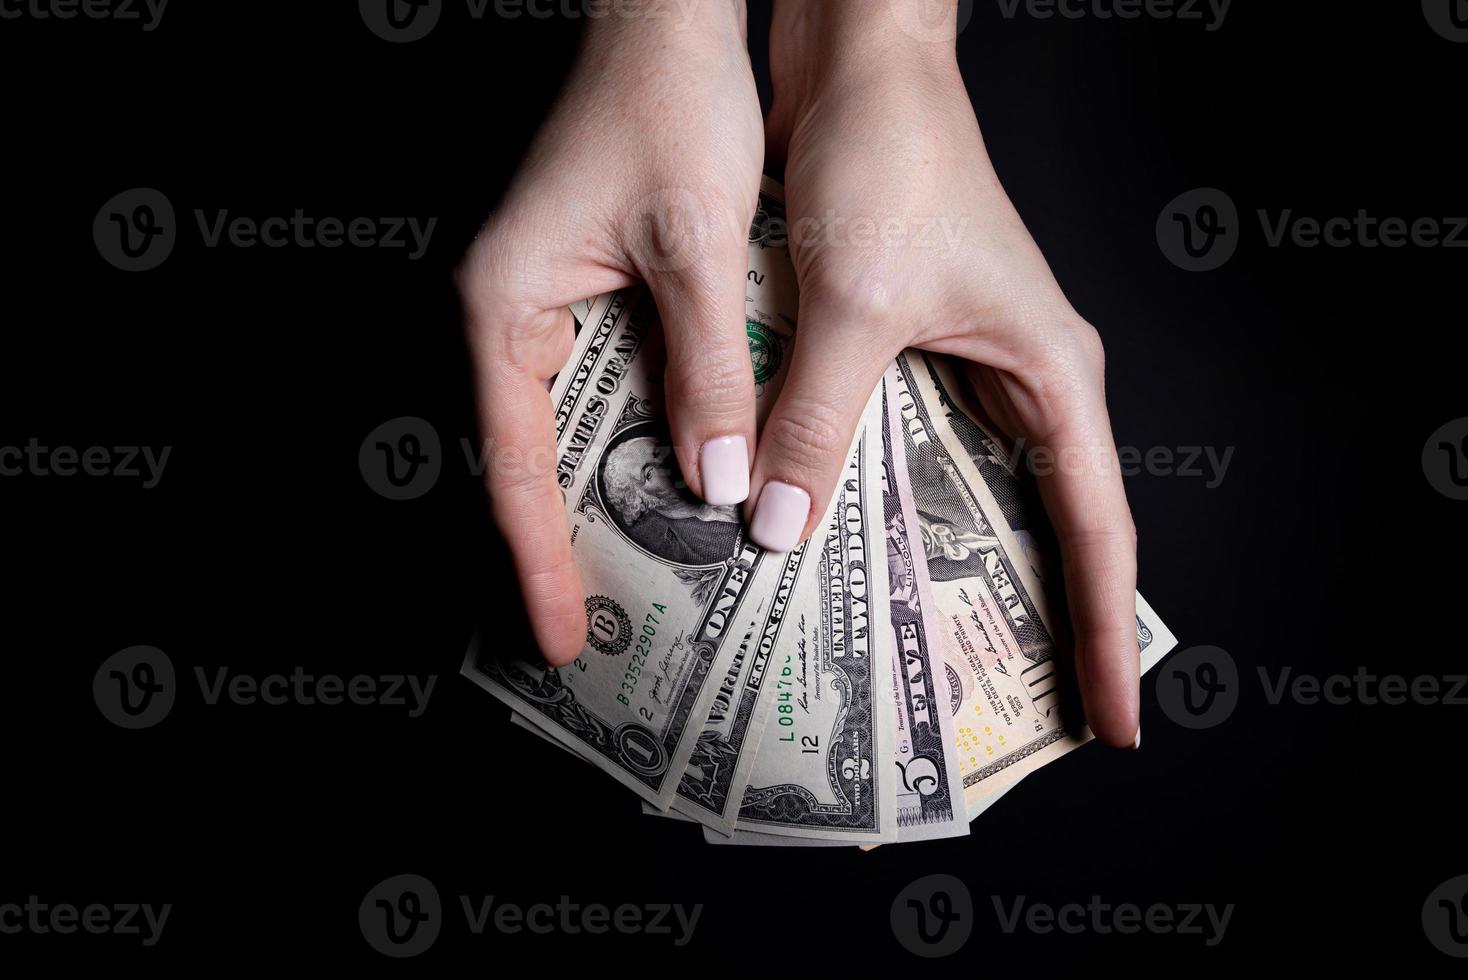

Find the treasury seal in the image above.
[{"left": 746, "top": 318, "right": 784, "bottom": 386}]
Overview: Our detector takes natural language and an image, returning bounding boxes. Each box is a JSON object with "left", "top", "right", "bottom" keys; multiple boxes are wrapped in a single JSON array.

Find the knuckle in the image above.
[
  {"left": 1058, "top": 516, "right": 1137, "bottom": 555},
  {"left": 665, "top": 346, "right": 754, "bottom": 420},
  {"left": 522, "top": 556, "right": 578, "bottom": 603},
  {"left": 455, "top": 232, "right": 503, "bottom": 300},
  {"left": 489, "top": 458, "right": 559, "bottom": 522},
  {"left": 801, "top": 261, "right": 898, "bottom": 335},
  {"left": 1069, "top": 320, "right": 1107, "bottom": 376},
  {"left": 762, "top": 403, "right": 848, "bottom": 475},
  {"left": 1019, "top": 319, "right": 1108, "bottom": 423},
  {"left": 627, "top": 188, "right": 738, "bottom": 276},
  {"left": 1039, "top": 318, "right": 1105, "bottom": 378}
]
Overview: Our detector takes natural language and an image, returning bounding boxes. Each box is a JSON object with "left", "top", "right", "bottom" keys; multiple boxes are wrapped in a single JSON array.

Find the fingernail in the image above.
[
  {"left": 1132, "top": 726, "right": 1141, "bottom": 750},
  {"left": 749, "top": 481, "right": 810, "bottom": 551},
  {"left": 700, "top": 435, "right": 749, "bottom": 505}
]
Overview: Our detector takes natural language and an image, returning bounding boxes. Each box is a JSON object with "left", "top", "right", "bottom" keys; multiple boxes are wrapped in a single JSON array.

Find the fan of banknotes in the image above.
[{"left": 462, "top": 177, "right": 1177, "bottom": 847}]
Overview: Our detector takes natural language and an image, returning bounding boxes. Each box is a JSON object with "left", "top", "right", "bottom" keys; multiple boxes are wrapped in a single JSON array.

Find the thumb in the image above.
[
  {"left": 745, "top": 314, "right": 893, "bottom": 551},
  {"left": 644, "top": 237, "right": 758, "bottom": 507}
]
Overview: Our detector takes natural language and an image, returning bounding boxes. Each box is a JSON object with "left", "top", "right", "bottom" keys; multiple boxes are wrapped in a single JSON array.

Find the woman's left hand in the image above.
[{"left": 753, "top": 0, "right": 1140, "bottom": 747}]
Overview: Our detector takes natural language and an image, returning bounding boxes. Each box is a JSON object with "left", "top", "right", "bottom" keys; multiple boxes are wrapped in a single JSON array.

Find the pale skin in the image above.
[{"left": 457, "top": 0, "right": 1141, "bottom": 748}]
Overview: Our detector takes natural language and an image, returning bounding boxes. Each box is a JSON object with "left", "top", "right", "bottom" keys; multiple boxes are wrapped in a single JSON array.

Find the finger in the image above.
[
  {"left": 462, "top": 286, "right": 586, "bottom": 668},
  {"left": 745, "top": 311, "right": 893, "bottom": 551},
  {"left": 1028, "top": 395, "right": 1140, "bottom": 749},
  {"left": 638, "top": 204, "right": 758, "bottom": 507}
]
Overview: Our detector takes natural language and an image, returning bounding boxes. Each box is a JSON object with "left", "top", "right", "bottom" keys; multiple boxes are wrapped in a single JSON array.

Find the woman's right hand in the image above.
[{"left": 456, "top": 0, "right": 764, "bottom": 665}]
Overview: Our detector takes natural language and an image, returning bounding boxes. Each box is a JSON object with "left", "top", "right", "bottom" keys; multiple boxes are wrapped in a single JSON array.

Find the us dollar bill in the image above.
[
  {"left": 878, "top": 371, "right": 968, "bottom": 841},
  {"left": 663, "top": 180, "right": 805, "bottom": 833},
  {"left": 891, "top": 351, "right": 1095, "bottom": 810},
  {"left": 891, "top": 350, "right": 1176, "bottom": 813},
  {"left": 669, "top": 542, "right": 803, "bottom": 833},
  {"left": 705, "top": 825, "right": 856, "bottom": 847},
  {"left": 733, "top": 389, "right": 899, "bottom": 843},
  {"left": 461, "top": 178, "right": 800, "bottom": 810},
  {"left": 918, "top": 352, "right": 1176, "bottom": 666}
]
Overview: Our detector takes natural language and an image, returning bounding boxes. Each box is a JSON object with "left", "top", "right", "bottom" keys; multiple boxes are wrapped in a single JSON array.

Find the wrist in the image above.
[
  {"left": 770, "top": 1, "right": 960, "bottom": 109},
  {"left": 584, "top": 0, "right": 747, "bottom": 48}
]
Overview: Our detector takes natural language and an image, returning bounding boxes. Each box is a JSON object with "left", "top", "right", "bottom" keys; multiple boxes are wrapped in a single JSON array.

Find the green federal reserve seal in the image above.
[{"left": 746, "top": 318, "right": 784, "bottom": 385}]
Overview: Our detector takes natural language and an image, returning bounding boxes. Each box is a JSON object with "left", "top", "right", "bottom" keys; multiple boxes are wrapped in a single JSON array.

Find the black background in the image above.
[{"left": 2, "top": 0, "right": 1464, "bottom": 968}]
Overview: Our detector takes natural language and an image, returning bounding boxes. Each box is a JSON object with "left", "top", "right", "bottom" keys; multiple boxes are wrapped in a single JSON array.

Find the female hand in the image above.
[
  {"left": 756, "top": 0, "right": 1140, "bottom": 746},
  {"left": 457, "top": 1, "right": 764, "bottom": 666}
]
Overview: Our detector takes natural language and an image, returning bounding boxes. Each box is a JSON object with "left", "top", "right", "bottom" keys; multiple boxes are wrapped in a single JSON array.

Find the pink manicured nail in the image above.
[
  {"left": 1132, "top": 727, "right": 1142, "bottom": 750},
  {"left": 749, "top": 481, "right": 810, "bottom": 552},
  {"left": 700, "top": 435, "right": 749, "bottom": 505}
]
